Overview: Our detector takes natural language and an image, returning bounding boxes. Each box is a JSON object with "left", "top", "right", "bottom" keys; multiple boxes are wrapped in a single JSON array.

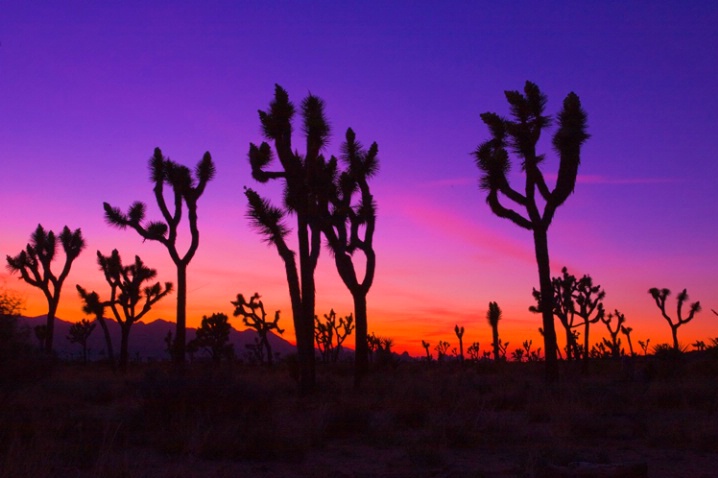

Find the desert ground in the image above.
[{"left": 2, "top": 354, "right": 718, "bottom": 478}]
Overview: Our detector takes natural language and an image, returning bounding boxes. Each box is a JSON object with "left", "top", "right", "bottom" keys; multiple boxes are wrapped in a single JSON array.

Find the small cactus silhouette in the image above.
[
  {"left": 621, "top": 326, "right": 635, "bottom": 356},
  {"left": 487, "top": 302, "right": 502, "bottom": 362},
  {"left": 467, "top": 342, "right": 480, "bottom": 362},
  {"left": 454, "top": 325, "right": 465, "bottom": 362},
  {"left": 421, "top": 340, "right": 432, "bottom": 362}
]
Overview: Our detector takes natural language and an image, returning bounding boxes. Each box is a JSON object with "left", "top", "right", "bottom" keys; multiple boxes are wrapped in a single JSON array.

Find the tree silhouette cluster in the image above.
[
  {"left": 314, "top": 309, "right": 354, "bottom": 364},
  {"left": 6, "top": 80, "right": 714, "bottom": 390},
  {"left": 245, "top": 85, "right": 378, "bottom": 391}
]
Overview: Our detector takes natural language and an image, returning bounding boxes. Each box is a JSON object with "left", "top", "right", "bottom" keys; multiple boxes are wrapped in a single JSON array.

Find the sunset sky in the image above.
[{"left": 2, "top": 1, "right": 717, "bottom": 357}]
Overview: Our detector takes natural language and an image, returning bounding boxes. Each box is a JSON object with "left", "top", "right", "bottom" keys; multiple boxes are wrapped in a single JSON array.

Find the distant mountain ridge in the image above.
[{"left": 16, "top": 315, "right": 296, "bottom": 362}]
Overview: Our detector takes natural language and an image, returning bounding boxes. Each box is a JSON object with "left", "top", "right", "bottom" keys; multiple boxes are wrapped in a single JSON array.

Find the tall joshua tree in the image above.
[
  {"left": 6, "top": 224, "right": 85, "bottom": 353},
  {"left": 245, "top": 85, "right": 331, "bottom": 392},
  {"left": 474, "top": 82, "right": 589, "bottom": 382},
  {"left": 104, "top": 147, "right": 215, "bottom": 363},
  {"left": 648, "top": 287, "right": 701, "bottom": 351},
  {"left": 487, "top": 301, "right": 502, "bottom": 362},
  {"left": 96, "top": 249, "right": 173, "bottom": 371},
  {"left": 321, "top": 128, "right": 378, "bottom": 386}
]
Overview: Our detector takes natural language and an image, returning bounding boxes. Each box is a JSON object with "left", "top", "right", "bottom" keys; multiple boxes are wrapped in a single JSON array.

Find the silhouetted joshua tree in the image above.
[
  {"left": 104, "top": 147, "right": 215, "bottom": 364},
  {"left": 487, "top": 301, "right": 503, "bottom": 362},
  {"left": 638, "top": 339, "right": 651, "bottom": 356},
  {"left": 421, "top": 340, "right": 432, "bottom": 362},
  {"left": 712, "top": 309, "right": 717, "bottom": 316},
  {"left": 435, "top": 340, "right": 450, "bottom": 363},
  {"left": 96, "top": 250, "right": 173, "bottom": 371},
  {"left": 601, "top": 309, "right": 625, "bottom": 358},
  {"left": 314, "top": 309, "right": 354, "bottom": 364},
  {"left": 648, "top": 287, "right": 701, "bottom": 351},
  {"left": 6, "top": 224, "right": 85, "bottom": 354},
  {"left": 67, "top": 318, "right": 96, "bottom": 363},
  {"left": 467, "top": 342, "right": 481, "bottom": 362},
  {"left": 245, "top": 85, "right": 335, "bottom": 392},
  {"left": 320, "top": 128, "right": 379, "bottom": 387},
  {"left": 454, "top": 325, "right": 465, "bottom": 362},
  {"left": 77, "top": 285, "right": 115, "bottom": 367},
  {"left": 231, "top": 293, "right": 284, "bottom": 366},
  {"left": 621, "top": 325, "right": 635, "bottom": 357},
  {"left": 474, "top": 82, "right": 589, "bottom": 382},
  {"left": 187, "top": 313, "right": 233, "bottom": 364}
]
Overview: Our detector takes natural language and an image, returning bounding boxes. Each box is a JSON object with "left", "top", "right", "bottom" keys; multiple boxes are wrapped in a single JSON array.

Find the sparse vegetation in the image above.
[{"left": 1, "top": 355, "right": 717, "bottom": 477}]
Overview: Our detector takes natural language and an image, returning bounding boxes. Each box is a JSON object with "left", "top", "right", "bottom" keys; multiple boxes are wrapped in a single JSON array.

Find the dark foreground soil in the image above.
[{"left": 2, "top": 355, "right": 718, "bottom": 477}]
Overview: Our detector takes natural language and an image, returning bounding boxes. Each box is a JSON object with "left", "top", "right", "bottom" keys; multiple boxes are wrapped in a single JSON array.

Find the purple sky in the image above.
[{"left": 2, "top": 1, "right": 717, "bottom": 355}]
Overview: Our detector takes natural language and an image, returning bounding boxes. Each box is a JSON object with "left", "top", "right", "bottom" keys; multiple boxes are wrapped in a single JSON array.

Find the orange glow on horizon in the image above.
[{"left": 6, "top": 271, "right": 715, "bottom": 359}]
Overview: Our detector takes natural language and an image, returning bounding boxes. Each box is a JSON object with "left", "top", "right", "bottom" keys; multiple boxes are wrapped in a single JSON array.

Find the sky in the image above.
[{"left": 1, "top": 1, "right": 717, "bottom": 357}]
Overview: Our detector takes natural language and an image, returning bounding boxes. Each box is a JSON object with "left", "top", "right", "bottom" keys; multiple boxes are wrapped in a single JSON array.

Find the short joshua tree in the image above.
[
  {"left": 648, "top": 287, "right": 701, "bottom": 351},
  {"left": 231, "top": 293, "right": 284, "bottom": 366}
]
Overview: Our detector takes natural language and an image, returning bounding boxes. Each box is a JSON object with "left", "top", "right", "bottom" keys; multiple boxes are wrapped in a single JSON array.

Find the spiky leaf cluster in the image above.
[
  {"left": 474, "top": 81, "right": 589, "bottom": 231},
  {"left": 103, "top": 147, "right": 215, "bottom": 261},
  {"left": 96, "top": 249, "right": 173, "bottom": 327}
]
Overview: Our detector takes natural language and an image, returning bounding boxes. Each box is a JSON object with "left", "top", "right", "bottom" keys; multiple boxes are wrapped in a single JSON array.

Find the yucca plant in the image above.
[
  {"left": 320, "top": 128, "right": 379, "bottom": 387},
  {"left": 103, "top": 147, "right": 215, "bottom": 363},
  {"left": 487, "top": 301, "right": 502, "bottom": 362},
  {"left": 648, "top": 287, "right": 701, "bottom": 351},
  {"left": 245, "top": 86, "right": 333, "bottom": 392},
  {"left": 6, "top": 224, "right": 85, "bottom": 353},
  {"left": 474, "top": 82, "right": 589, "bottom": 381},
  {"left": 94, "top": 250, "right": 173, "bottom": 371}
]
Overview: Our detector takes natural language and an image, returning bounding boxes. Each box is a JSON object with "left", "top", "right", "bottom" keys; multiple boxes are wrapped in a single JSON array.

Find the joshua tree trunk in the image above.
[
  {"left": 96, "top": 316, "right": 115, "bottom": 367},
  {"left": 119, "top": 324, "right": 130, "bottom": 372},
  {"left": 44, "top": 299, "right": 58, "bottom": 354},
  {"left": 353, "top": 291, "right": 369, "bottom": 384},
  {"left": 297, "top": 218, "right": 317, "bottom": 392},
  {"left": 671, "top": 325, "right": 680, "bottom": 351},
  {"left": 491, "top": 326, "right": 500, "bottom": 362},
  {"left": 534, "top": 228, "right": 559, "bottom": 381},
  {"left": 175, "top": 263, "right": 187, "bottom": 363}
]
